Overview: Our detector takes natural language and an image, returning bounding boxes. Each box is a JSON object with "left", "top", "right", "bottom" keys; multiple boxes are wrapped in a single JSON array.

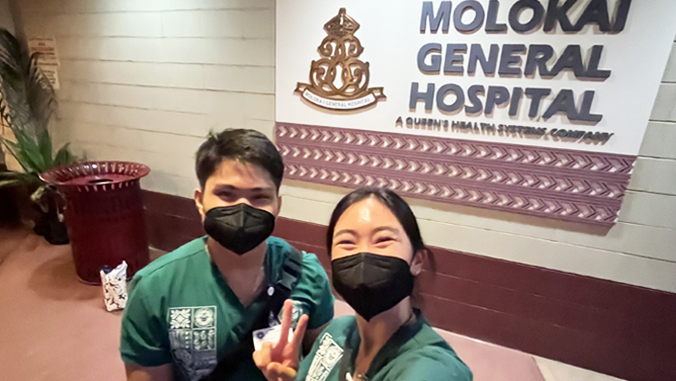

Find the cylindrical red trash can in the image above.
[{"left": 41, "top": 161, "right": 151, "bottom": 284}]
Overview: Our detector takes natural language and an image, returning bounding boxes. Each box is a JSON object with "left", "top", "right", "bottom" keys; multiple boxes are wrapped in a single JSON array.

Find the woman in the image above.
[{"left": 253, "top": 188, "right": 472, "bottom": 381}]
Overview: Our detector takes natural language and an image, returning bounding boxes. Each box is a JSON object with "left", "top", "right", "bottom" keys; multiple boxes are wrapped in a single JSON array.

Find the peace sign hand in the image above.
[{"left": 253, "top": 299, "right": 309, "bottom": 381}]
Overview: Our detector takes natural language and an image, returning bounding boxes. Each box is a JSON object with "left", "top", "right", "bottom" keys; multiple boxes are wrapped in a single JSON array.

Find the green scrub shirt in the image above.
[
  {"left": 296, "top": 311, "right": 472, "bottom": 381},
  {"left": 120, "top": 236, "right": 335, "bottom": 381}
]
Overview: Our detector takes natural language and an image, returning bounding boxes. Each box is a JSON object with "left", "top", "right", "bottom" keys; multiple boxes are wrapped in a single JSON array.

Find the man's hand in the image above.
[{"left": 253, "top": 300, "right": 309, "bottom": 381}]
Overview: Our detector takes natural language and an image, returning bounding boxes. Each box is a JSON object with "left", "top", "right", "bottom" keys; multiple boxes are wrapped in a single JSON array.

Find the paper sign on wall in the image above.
[{"left": 28, "top": 37, "right": 60, "bottom": 90}]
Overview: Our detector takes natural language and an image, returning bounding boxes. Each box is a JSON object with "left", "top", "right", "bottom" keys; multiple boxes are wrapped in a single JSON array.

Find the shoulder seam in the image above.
[{"left": 140, "top": 247, "right": 205, "bottom": 278}]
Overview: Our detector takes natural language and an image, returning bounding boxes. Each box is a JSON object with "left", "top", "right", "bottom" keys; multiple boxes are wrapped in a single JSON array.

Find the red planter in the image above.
[{"left": 41, "top": 161, "right": 151, "bottom": 284}]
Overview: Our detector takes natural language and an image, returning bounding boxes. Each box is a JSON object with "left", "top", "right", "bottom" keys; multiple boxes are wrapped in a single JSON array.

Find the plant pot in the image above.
[
  {"left": 33, "top": 204, "right": 69, "bottom": 245},
  {"left": 0, "top": 180, "right": 37, "bottom": 230},
  {"left": 0, "top": 186, "right": 22, "bottom": 228},
  {"left": 31, "top": 188, "right": 69, "bottom": 245}
]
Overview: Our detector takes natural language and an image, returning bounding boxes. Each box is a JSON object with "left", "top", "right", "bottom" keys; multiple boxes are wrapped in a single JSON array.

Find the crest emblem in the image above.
[{"left": 295, "top": 8, "right": 386, "bottom": 110}]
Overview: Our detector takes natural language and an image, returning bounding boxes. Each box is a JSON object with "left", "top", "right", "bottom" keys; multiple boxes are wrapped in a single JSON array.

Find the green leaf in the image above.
[
  {"left": 53, "top": 143, "right": 75, "bottom": 166},
  {"left": 7, "top": 127, "right": 45, "bottom": 172},
  {"left": 37, "top": 127, "right": 53, "bottom": 168},
  {"left": 0, "top": 169, "right": 40, "bottom": 188},
  {"left": 27, "top": 54, "right": 56, "bottom": 131},
  {"left": 0, "top": 178, "right": 21, "bottom": 187},
  {"left": 1, "top": 138, "right": 30, "bottom": 173},
  {"left": 1, "top": 28, "right": 63, "bottom": 174}
]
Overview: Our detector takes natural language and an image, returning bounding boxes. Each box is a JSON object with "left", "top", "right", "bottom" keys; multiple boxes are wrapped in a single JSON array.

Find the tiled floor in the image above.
[{"left": 0, "top": 228, "right": 625, "bottom": 381}]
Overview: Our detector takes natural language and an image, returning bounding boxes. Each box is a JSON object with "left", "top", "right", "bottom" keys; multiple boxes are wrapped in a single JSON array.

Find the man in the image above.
[{"left": 120, "top": 129, "right": 334, "bottom": 381}]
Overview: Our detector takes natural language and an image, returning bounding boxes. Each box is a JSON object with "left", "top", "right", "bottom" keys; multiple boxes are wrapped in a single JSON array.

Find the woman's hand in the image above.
[{"left": 253, "top": 299, "right": 309, "bottom": 381}]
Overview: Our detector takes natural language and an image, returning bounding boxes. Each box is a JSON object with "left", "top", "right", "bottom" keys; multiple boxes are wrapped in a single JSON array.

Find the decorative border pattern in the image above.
[{"left": 276, "top": 122, "right": 637, "bottom": 226}]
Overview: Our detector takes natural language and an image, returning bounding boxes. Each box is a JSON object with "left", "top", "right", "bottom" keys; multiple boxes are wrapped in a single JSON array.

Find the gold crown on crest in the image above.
[{"left": 324, "top": 8, "right": 360, "bottom": 37}]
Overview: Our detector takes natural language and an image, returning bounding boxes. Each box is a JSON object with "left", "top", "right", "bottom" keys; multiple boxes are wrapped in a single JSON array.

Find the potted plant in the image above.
[
  {"left": 0, "top": 28, "right": 75, "bottom": 244},
  {"left": 0, "top": 150, "right": 22, "bottom": 228}
]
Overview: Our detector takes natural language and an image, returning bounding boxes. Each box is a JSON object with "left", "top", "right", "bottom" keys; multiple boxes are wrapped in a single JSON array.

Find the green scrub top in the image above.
[
  {"left": 120, "top": 236, "right": 335, "bottom": 381},
  {"left": 296, "top": 311, "right": 472, "bottom": 381}
]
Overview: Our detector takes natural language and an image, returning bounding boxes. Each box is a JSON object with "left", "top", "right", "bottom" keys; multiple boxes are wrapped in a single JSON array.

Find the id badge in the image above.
[{"left": 252, "top": 325, "right": 294, "bottom": 351}]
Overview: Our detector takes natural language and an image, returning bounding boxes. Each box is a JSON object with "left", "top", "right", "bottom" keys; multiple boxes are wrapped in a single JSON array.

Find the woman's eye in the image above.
[
  {"left": 375, "top": 237, "right": 395, "bottom": 244},
  {"left": 336, "top": 240, "right": 355, "bottom": 246}
]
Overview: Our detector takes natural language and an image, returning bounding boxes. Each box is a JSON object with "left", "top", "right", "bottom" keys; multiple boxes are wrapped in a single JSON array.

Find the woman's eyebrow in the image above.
[
  {"left": 334, "top": 229, "right": 357, "bottom": 238},
  {"left": 372, "top": 226, "right": 399, "bottom": 235}
]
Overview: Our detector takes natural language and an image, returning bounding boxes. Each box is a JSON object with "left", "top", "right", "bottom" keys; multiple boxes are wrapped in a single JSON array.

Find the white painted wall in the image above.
[{"left": 18, "top": 0, "right": 676, "bottom": 293}]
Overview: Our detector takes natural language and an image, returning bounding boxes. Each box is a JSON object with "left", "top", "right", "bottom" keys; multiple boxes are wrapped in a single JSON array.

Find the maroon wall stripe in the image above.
[
  {"left": 421, "top": 293, "right": 673, "bottom": 381},
  {"left": 141, "top": 190, "right": 676, "bottom": 381},
  {"left": 276, "top": 123, "right": 636, "bottom": 226}
]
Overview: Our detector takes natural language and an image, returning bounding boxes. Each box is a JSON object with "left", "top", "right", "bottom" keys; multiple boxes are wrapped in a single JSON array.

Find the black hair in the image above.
[
  {"left": 326, "top": 187, "right": 428, "bottom": 258},
  {"left": 195, "top": 129, "right": 284, "bottom": 191}
]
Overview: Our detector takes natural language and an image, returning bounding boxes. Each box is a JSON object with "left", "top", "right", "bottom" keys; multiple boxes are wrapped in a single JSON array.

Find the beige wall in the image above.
[
  {"left": 20, "top": 0, "right": 275, "bottom": 197},
  {"left": 18, "top": 0, "right": 676, "bottom": 293},
  {"left": 0, "top": 0, "right": 13, "bottom": 32}
]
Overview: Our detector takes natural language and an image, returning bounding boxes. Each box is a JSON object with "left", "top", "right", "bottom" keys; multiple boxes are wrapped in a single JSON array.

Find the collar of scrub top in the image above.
[{"left": 339, "top": 309, "right": 424, "bottom": 380}]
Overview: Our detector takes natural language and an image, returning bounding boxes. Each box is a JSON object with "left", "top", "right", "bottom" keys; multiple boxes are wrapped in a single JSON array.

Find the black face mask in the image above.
[
  {"left": 331, "top": 252, "right": 415, "bottom": 322},
  {"left": 203, "top": 204, "right": 275, "bottom": 255}
]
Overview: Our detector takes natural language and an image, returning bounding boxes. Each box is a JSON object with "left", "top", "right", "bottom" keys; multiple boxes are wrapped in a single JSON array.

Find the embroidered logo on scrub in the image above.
[
  {"left": 306, "top": 333, "right": 344, "bottom": 381},
  {"left": 168, "top": 306, "right": 217, "bottom": 381},
  {"left": 271, "top": 299, "right": 305, "bottom": 328}
]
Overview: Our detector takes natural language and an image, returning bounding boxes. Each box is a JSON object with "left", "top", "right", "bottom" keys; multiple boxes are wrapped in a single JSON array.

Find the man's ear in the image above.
[
  {"left": 194, "top": 188, "right": 205, "bottom": 220},
  {"left": 410, "top": 248, "right": 427, "bottom": 276},
  {"left": 275, "top": 195, "right": 282, "bottom": 217}
]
